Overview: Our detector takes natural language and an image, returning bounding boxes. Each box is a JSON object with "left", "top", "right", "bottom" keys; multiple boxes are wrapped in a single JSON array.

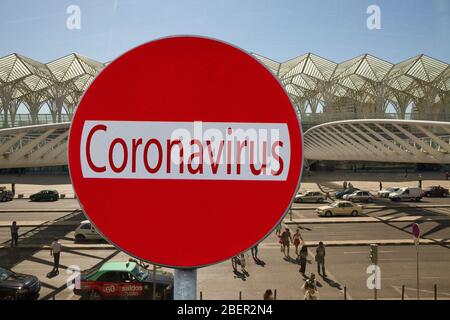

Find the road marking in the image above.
[
  {"left": 343, "top": 251, "right": 394, "bottom": 254},
  {"left": 402, "top": 286, "right": 450, "bottom": 296},
  {"left": 392, "top": 285, "right": 409, "bottom": 299}
]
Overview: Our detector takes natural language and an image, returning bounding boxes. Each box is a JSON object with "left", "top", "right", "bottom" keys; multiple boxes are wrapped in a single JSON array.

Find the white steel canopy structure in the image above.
[
  {"left": 304, "top": 120, "right": 450, "bottom": 164},
  {"left": 0, "top": 123, "right": 69, "bottom": 168},
  {"left": 1, "top": 119, "right": 450, "bottom": 169},
  {"left": 0, "top": 51, "right": 449, "bottom": 169},
  {"left": 254, "top": 53, "right": 450, "bottom": 123},
  {"left": 0, "top": 53, "right": 103, "bottom": 128},
  {"left": 0, "top": 52, "right": 449, "bottom": 129}
]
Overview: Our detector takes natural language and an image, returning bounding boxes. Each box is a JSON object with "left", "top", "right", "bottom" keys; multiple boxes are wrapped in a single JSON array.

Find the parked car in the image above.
[
  {"left": 377, "top": 187, "right": 400, "bottom": 198},
  {"left": 73, "top": 261, "right": 174, "bottom": 300},
  {"left": 389, "top": 187, "right": 422, "bottom": 202},
  {"left": 335, "top": 188, "right": 359, "bottom": 199},
  {"left": 422, "top": 186, "right": 449, "bottom": 197},
  {"left": 0, "top": 189, "right": 13, "bottom": 202},
  {"left": 294, "top": 191, "right": 326, "bottom": 203},
  {"left": 30, "top": 190, "right": 59, "bottom": 202},
  {"left": 0, "top": 267, "right": 40, "bottom": 300},
  {"left": 343, "top": 190, "right": 374, "bottom": 203},
  {"left": 74, "top": 220, "right": 103, "bottom": 242},
  {"left": 316, "top": 201, "right": 363, "bottom": 217}
]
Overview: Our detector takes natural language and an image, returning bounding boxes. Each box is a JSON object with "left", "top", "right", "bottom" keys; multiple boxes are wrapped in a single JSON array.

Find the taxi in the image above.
[{"left": 73, "top": 261, "right": 173, "bottom": 300}]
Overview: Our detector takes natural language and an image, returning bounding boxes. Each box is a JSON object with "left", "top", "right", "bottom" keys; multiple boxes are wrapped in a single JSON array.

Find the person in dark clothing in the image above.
[
  {"left": 10, "top": 221, "right": 19, "bottom": 247},
  {"left": 280, "top": 228, "right": 292, "bottom": 258},
  {"left": 299, "top": 245, "right": 308, "bottom": 275},
  {"left": 50, "top": 238, "right": 62, "bottom": 274},
  {"left": 379, "top": 181, "right": 383, "bottom": 191},
  {"left": 251, "top": 244, "right": 259, "bottom": 261},
  {"left": 263, "top": 289, "right": 274, "bottom": 300},
  {"left": 315, "top": 242, "right": 326, "bottom": 277},
  {"left": 446, "top": 172, "right": 449, "bottom": 180}
]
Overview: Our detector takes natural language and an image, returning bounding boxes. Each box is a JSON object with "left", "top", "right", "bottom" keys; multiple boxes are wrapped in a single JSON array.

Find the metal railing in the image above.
[
  {"left": 0, "top": 114, "right": 71, "bottom": 128},
  {"left": 1, "top": 112, "right": 450, "bottom": 129}
]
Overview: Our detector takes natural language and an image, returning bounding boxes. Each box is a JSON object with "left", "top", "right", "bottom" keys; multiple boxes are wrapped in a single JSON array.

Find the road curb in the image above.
[
  {"left": 290, "top": 204, "right": 450, "bottom": 210},
  {"left": 285, "top": 215, "right": 450, "bottom": 224},
  {"left": 0, "top": 221, "right": 81, "bottom": 227},
  {"left": 263, "top": 239, "right": 450, "bottom": 247},
  {"left": 0, "top": 244, "right": 114, "bottom": 250},
  {"left": 1, "top": 239, "right": 449, "bottom": 250},
  {"left": 0, "top": 209, "right": 79, "bottom": 213}
]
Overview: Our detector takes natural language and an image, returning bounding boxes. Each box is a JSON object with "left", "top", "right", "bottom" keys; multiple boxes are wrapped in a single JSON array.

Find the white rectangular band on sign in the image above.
[{"left": 80, "top": 120, "right": 291, "bottom": 181}]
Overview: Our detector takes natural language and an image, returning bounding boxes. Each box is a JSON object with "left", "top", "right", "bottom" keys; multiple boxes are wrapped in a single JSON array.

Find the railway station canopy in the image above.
[
  {"left": 0, "top": 52, "right": 450, "bottom": 168},
  {"left": 0, "top": 52, "right": 449, "bottom": 128}
]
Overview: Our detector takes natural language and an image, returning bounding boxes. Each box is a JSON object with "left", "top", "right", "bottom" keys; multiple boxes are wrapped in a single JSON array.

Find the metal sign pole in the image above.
[
  {"left": 174, "top": 268, "right": 197, "bottom": 300},
  {"left": 412, "top": 223, "right": 420, "bottom": 301},
  {"left": 415, "top": 239, "right": 420, "bottom": 300}
]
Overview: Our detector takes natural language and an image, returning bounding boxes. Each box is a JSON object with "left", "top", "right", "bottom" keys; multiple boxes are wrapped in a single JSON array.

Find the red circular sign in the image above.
[{"left": 69, "top": 36, "right": 302, "bottom": 268}]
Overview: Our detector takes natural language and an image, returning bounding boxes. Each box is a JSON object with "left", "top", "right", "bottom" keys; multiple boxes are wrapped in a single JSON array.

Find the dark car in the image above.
[
  {"left": 0, "top": 267, "right": 41, "bottom": 300},
  {"left": 0, "top": 190, "right": 14, "bottom": 202},
  {"left": 30, "top": 190, "right": 59, "bottom": 202},
  {"left": 74, "top": 261, "right": 173, "bottom": 300},
  {"left": 422, "top": 186, "right": 449, "bottom": 197},
  {"left": 335, "top": 188, "right": 360, "bottom": 199}
]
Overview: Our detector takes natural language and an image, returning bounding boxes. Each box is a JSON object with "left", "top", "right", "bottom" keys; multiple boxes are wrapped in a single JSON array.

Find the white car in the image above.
[
  {"left": 74, "top": 220, "right": 103, "bottom": 242},
  {"left": 342, "top": 190, "right": 374, "bottom": 203},
  {"left": 316, "top": 201, "right": 363, "bottom": 217},
  {"left": 389, "top": 187, "right": 422, "bottom": 202},
  {"left": 378, "top": 187, "right": 400, "bottom": 198},
  {"left": 294, "top": 191, "right": 326, "bottom": 203}
]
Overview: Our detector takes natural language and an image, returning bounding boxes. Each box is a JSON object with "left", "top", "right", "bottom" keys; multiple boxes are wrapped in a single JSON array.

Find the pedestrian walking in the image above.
[
  {"left": 343, "top": 181, "right": 347, "bottom": 190},
  {"left": 315, "top": 242, "right": 326, "bottom": 277},
  {"left": 404, "top": 168, "right": 408, "bottom": 178},
  {"left": 10, "top": 221, "right": 19, "bottom": 247},
  {"left": 11, "top": 183, "right": 15, "bottom": 196},
  {"left": 379, "top": 181, "right": 383, "bottom": 191},
  {"left": 446, "top": 171, "right": 449, "bottom": 180},
  {"left": 240, "top": 253, "right": 247, "bottom": 274},
  {"left": 418, "top": 174, "right": 422, "bottom": 188},
  {"left": 251, "top": 244, "right": 259, "bottom": 261},
  {"left": 50, "top": 238, "right": 62, "bottom": 274},
  {"left": 292, "top": 229, "right": 303, "bottom": 256},
  {"left": 299, "top": 246, "right": 308, "bottom": 275},
  {"left": 280, "top": 228, "right": 292, "bottom": 258},
  {"left": 303, "top": 273, "right": 318, "bottom": 300},
  {"left": 348, "top": 182, "right": 353, "bottom": 189},
  {"left": 263, "top": 289, "right": 274, "bottom": 300},
  {"left": 231, "top": 256, "right": 238, "bottom": 272}
]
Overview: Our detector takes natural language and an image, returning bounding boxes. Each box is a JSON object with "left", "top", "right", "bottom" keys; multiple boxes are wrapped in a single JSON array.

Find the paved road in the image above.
[
  {"left": 1, "top": 193, "right": 450, "bottom": 300},
  {"left": 0, "top": 199, "right": 80, "bottom": 212}
]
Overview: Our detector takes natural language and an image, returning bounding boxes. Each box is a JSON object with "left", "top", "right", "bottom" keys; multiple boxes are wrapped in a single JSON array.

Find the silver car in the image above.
[
  {"left": 343, "top": 190, "right": 374, "bottom": 203},
  {"left": 294, "top": 191, "right": 327, "bottom": 203}
]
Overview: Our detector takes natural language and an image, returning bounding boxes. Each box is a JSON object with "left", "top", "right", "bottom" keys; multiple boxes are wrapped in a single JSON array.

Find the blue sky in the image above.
[{"left": 0, "top": 0, "right": 449, "bottom": 64}]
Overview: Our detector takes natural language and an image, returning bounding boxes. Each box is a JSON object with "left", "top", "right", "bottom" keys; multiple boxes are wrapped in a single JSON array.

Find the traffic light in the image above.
[{"left": 370, "top": 244, "right": 378, "bottom": 265}]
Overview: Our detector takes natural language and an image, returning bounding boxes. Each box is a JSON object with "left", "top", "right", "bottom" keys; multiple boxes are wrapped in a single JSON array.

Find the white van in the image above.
[{"left": 389, "top": 187, "right": 422, "bottom": 202}]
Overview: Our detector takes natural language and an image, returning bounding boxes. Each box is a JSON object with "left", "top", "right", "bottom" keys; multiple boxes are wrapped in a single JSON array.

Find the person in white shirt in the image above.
[{"left": 50, "top": 238, "right": 62, "bottom": 274}]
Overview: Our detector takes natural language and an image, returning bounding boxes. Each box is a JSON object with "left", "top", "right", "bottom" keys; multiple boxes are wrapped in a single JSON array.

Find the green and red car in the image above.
[{"left": 73, "top": 261, "right": 174, "bottom": 300}]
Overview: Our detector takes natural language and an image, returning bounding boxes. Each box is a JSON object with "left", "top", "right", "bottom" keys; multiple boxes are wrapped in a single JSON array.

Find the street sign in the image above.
[
  {"left": 412, "top": 223, "right": 420, "bottom": 239},
  {"left": 68, "top": 36, "right": 303, "bottom": 268}
]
